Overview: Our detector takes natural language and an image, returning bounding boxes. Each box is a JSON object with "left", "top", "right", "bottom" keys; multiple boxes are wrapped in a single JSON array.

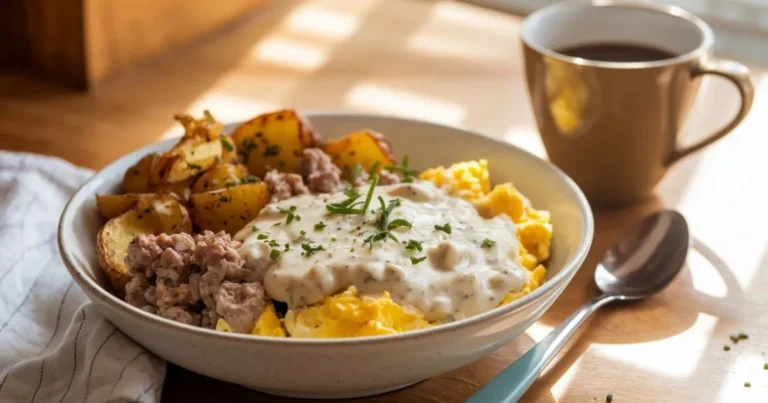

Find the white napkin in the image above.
[{"left": 0, "top": 151, "right": 166, "bottom": 403}]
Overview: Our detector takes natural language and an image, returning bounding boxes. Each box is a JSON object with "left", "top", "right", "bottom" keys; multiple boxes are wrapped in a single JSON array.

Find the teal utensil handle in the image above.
[{"left": 466, "top": 294, "right": 616, "bottom": 403}]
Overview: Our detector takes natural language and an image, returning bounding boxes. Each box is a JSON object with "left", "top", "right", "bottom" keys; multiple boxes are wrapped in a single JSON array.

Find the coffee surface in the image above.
[{"left": 557, "top": 42, "right": 676, "bottom": 62}]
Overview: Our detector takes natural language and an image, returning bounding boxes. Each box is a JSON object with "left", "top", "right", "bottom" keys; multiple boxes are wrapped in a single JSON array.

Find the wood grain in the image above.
[{"left": 1, "top": 0, "right": 766, "bottom": 401}]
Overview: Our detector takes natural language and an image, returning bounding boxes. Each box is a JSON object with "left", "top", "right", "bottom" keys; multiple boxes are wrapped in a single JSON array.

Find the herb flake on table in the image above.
[{"left": 606, "top": 393, "right": 613, "bottom": 402}]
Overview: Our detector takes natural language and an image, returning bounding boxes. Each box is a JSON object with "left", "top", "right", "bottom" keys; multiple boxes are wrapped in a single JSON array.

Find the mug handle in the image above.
[{"left": 665, "top": 59, "right": 755, "bottom": 166}]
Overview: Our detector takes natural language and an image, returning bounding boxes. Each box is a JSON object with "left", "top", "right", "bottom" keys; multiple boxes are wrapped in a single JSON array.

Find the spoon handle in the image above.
[{"left": 466, "top": 294, "right": 616, "bottom": 403}]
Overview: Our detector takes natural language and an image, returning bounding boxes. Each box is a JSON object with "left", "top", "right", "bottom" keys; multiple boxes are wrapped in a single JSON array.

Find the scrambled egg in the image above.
[
  {"left": 215, "top": 303, "right": 287, "bottom": 337},
  {"left": 420, "top": 159, "right": 490, "bottom": 201},
  {"left": 283, "top": 286, "right": 430, "bottom": 338},
  {"left": 422, "top": 160, "right": 553, "bottom": 306}
]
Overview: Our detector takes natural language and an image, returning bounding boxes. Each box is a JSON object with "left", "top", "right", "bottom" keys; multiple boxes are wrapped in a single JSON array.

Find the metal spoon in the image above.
[{"left": 466, "top": 210, "right": 689, "bottom": 403}]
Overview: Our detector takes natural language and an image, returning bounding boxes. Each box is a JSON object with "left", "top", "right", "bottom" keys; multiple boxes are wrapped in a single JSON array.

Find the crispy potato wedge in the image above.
[
  {"left": 322, "top": 130, "right": 395, "bottom": 176},
  {"left": 191, "top": 162, "right": 250, "bottom": 193},
  {"left": 189, "top": 182, "right": 270, "bottom": 234},
  {"left": 96, "top": 194, "right": 143, "bottom": 220},
  {"left": 231, "top": 109, "right": 316, "bottom": 177},
  {"left": 121, "top": 153, "right": 159, "bottom": 193},
  {"left": 96, "top": 194, "right": 192, "bottom": 295}
]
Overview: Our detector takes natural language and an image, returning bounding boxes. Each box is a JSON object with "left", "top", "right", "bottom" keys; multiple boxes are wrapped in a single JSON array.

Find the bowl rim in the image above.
[{"left": 58, "top": 110, "right": 594, "bottom": 346}]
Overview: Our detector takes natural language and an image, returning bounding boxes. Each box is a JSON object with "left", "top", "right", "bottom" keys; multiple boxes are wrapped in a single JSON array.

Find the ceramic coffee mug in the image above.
[{"left": 520, "top": 0, "right": 754, "bottom": 205}]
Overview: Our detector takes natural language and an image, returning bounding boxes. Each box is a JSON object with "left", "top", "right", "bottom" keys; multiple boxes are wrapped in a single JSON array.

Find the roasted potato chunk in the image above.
[
  {"left": 189, "top": 182, "right": 270, "bottom": 234},
  {"left": 191, "top": 162, "right": 250, "bottom": 193},
  {"left": 322, "top": 130, "right": 395, "bottom": 175},
  {"left": 96, "top": 194, "right": 192, "bottom": 295},
  {"left": 231, "top": 109, "right": 316, "bottom": 177},
  {"left": 96, "top": 193, "right": 144, "bottom": 220},
  {"left": 121, "top": 153, "right": 159, "bottom": 193}
]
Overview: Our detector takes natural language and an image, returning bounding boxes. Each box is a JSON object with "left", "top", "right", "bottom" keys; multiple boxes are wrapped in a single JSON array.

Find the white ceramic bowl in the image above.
[{"left": 58, "top": 112, "right": 593, "bottom": 399}]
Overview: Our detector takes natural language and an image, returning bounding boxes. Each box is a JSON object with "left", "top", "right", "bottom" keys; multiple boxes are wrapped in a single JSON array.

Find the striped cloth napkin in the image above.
[{"left": 0, "top": 151, "right": 165, "bottom": 403}]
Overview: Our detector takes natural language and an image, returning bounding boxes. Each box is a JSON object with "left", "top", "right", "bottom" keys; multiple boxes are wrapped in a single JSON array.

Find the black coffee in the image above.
[{"left": 557, "top": 42, "right": 676, "bottom": 62}]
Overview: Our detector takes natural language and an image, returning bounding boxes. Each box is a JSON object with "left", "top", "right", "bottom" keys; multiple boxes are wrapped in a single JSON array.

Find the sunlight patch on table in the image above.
[
  {"left": 688, "top": 246, "right": 728, "bottom": 299},
  {"left": 344, "top": 83, "right": 467, "bottom": 125},
  {"left": 406, "top": 32, "right": 508, "bottom": 59},
  {"left": 430, "top": 1, "right": 519, "bottom": 34},
  {"left": 250, "top": 37, "right": 330, "bottom": 71},
  {"left": 592, "top": 312, "right": 718, "bottom": 378},
  {"left": 282, "top": 3, "right": 360, "bottom": 41},
  {"left": 503, "top": 126, "right": 547, "bottom": 159},
  {"left": 675, "top": 74, "right": 768, "bottom": 287},
  {"left": 716, "top": 350, "right": 768, "bottom": 401}
]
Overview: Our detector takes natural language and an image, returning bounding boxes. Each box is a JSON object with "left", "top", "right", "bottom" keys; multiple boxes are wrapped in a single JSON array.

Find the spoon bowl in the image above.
[
  {"left": 596, "top": 210, "right": 690, "bottom": 299},
  {"left": 467, "top": 209, "right": 690, "bottom": 403}
]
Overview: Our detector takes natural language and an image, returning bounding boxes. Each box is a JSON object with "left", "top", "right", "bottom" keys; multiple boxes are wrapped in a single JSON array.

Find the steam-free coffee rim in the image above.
[{"left": 520, "top": 0, "right": 715, "bottom": 69}]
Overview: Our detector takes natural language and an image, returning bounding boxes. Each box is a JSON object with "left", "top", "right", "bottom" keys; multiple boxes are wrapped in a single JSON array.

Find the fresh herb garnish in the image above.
[
  {"left": 257, "top": 233, "right": 269, "bottom": 240},
  {"left": 252, "top": 226, "right": 259, "bottom": 233},
  {"left": 278, "top": 206, "right": 300, "bottom": 224},
  {"left": 326, "top": 174, "right": 379, "bottom": 215},
  {"left": 724, "top": 345, "right": 731, "bottom": 351},
  {"left": 410, "top": 256, "right": 427, "bottom": 264},
  {"left": 349, "top": 163, "right": 363, "bottom": 184},
  {"left": 387, "top": 219, "right": 412, "bottom": 230},
  {"left": 272, "top": 222, "right": 282, "bottom": 227},
  {"left": 226, "top": 180, "right": 237, "bottom": 188},
  {"left": 606, "top": 394, "right": 613, "bottom": 402},
  {"left": 744, "top": 382, "right": 751, "bottom": 388},
  {"left": 385, "top": 155, "right": 420, "bottom": 183},
  {"left": 369, "top": 161, "right": 380, "bottom": 175},
  {"left": 189, "top": 163, "right": 203, "bottom": 170},
  {"left": 220, "top": 137, "right": 234, "bottom": 152},
  {"left": 314, "top": 221, "right": 327, "bottom": 230},
  {"left": 435, "top": 223, "right": 452, "bottom": 234},
  {"left": 363, "top": 231, "right": 399, "bottom": 249},
  {"left": 738, "top": 332, "right": 749, "bottom": 340},
  {"left": 301, "top": 242, "right": 324, "bottom": 256},
  {"left": 482, "top": 239, "right": 496, "bottom": 248},
  {"left": 270, "top": 249, "right": 281, "bottom": 259},
  {"left": 268, "top": 239, "right": 280, "bottom": 247},
  {"left": 376, "top": 197, "right": 401, "bottom": 230},
  {"left": 240, "top": 175, "right": 260, "bottom": 184},
  {"left": 264, "top": 144, "right": 280, "bottom": 157},
  {"left": 330, "top": 237, "right": 337, "bottom": 242},
  {"left": 238, "top": 138, "right": 256, "bottom": 161},
  {"left": 763, "top": 363, "right": 767, "bottom": 370},
  {"left": 218, "top": 195, "right": 230, "bottom": 202},
  {"left": 405, "top": 240, "right": 423, "bottom": 251},
  {"left": 203, "top": 109, "right": 216, "bottom": 123},
  {"left": 300, "top": 230, "right": 307, "bottom": 236}
]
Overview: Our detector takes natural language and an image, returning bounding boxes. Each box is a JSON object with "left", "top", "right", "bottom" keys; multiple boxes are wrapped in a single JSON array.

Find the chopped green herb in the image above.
[
  {"left": 218, "top": 196, "right": 230, "bottom": 202},
  {"left": 257, "top": 233, "right": 269, "bottom": 240},
  {"left": 188, "top": 163, "right": 203, "bottom": 170},
  {"left": 225, "top": 180, "right": 237, "bottom": 188},
  {"left": 724, "top": 345, "right": 731, "bottom": 351},
  {"left": 238, "top": 138, "right": 256, "bottom": 161},
  {"left": 279, "top": 206, "right": 299, "bottom": 224},
  {"left": 369, "top": 161, "right": 380, "bottom": 175},
  {"left": 220, "top": 137, "right": 234, "bottom": 152},
  {"left": 435, "top": 223, "right": 452, "bottom": 234},
  {"left": 410, "top": 256, "right": 427, "bottom": 264},
  {"left": 268, "top": 240, "right": 279, "bottom": 247},
  {"left": 738, "top": 332, "right": 749, "bottom": 340},
  {"left": 330, "top": 237, "right": 337, "bottom": 242},
  {"left": 252, "top": 226, "right": 259, "bottom": 233},
  {"left": 763, "top": 363, "right": 767, "bottom": 370},
  {"left": 284, "top": 243, "right": 291, "bottom": 251},
  {"left": 272, "top": 222, "right": 282, "bottom": 227},
  {"left": 376, "top": 197, "right": 402, "bottom": 230},
  {"left": 606, "top": 394, "right": 613, "bottom": 402},
  {"left": 744, "top": 382, "right": 751, "bottom": 388},
  {"left": 203, "top": 109, "right": 216, "bottom": 123},
  {"left": 270, "top": 249, "right": 281, "bottom": 259},
  {"left": 301, "top": 242, "right": 324, "bottom": 256},
  {"left": 406, "top": 240, "right": 423, "bottom": 251},
  {"left": 239, "top": 175, "right": 260, "bottom": 184},
  {"left": 385, "top": 155, "right": 420, "bottom": 183},
  {"left": 314, "top": 221, "right": 327, "bottom": 230},
  {"left": 300, "top": 230, "right": 307, "bottom": 236},
  {"left": 264, "top": 144, "right": 281, "bottom": 157},
  {"left": 349, "top": 163, "right": 363, "bottom": 184},
  {"left": 387, "top": 219, "right": 412, "bottom": 230},
  {"left": 482, "top": 239, "right": 496, "bottom": 248},
  {"left": 730, "top": 335, "right": 740, "bottom": 344}
]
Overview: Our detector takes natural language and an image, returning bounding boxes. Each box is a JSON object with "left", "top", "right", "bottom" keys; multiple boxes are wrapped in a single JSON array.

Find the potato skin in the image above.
[
  {"left": 189, "top": 182, "right": 270, "bottom": 234},
  {"left": 191, "top": 162, "right": 249, "bottom": 193},
  {"left": 321, "top": 130, "right": 395, "bottom": 176},
  {"left": 96, "top": 194, "right": 192, "bottom": 295},
  {"left": 231, "top": 109, "right": 316, "bottom": 177},
  {"left": 121, "top": 153, "right": 159, "bottom": 194}
]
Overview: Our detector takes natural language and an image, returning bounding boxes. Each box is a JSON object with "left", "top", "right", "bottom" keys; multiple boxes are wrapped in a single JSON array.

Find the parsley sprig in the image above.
[
  {"left": 405, "top": 239, "right": 423, "bottom": 251},
  {"left": 376, "top": 197, "right": 402, "bottom": 230},
  {"left": 301, "top": 242, "right": 325, "bottom": 256}
]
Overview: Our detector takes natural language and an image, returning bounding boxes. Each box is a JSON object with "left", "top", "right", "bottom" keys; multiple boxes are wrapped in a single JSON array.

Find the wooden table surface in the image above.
[{"left": 2, "top": 0, "right": 767, "bottom": 401}]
